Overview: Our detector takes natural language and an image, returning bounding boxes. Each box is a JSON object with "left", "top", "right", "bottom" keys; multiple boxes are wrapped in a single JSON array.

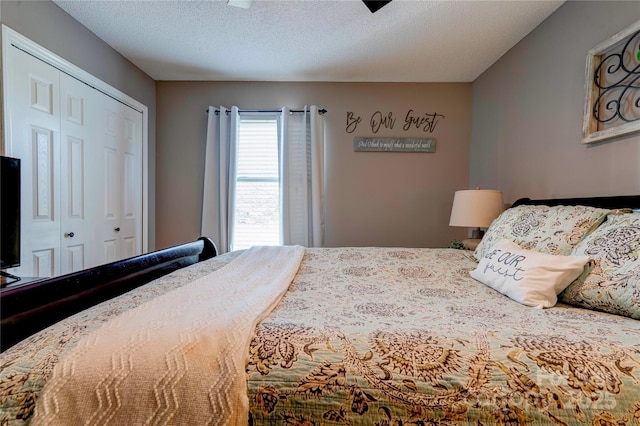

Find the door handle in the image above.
[
  {"left": 64, "top": 232, "right": 75, "bottom": 238},
  {"left": 114, "top": 227, "right": 120, "bottom": 232}
]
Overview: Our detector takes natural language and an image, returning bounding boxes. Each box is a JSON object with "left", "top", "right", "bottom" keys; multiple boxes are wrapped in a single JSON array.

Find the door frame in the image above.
[{"left": 1, "top": 25, "right": 149, "bottom": 253}]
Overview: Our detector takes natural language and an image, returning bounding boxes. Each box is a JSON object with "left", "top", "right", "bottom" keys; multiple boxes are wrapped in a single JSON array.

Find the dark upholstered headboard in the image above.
[
  {"left": 1, "top": 237, "right": 217, "bottom": 352},
  {"left": 512, "top": 195, "right": 640, "bottom": 211}
]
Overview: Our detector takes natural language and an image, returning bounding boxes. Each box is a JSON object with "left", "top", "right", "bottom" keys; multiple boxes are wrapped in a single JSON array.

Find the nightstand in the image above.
[{"left": 462, "top": 238, "right": 481, "bottom": 251}]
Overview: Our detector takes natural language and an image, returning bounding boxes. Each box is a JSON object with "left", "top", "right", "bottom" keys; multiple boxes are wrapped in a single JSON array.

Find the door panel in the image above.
[
  {"left": 95, "top": 96, "right": 143, "bottom": 264},
  {"left": 120, "top": 106, "right": 143, "bottom": 259},
  {"left": 97, "top": 141, "right": 120, "bottom": 265},
  {"left": 29, "top": 75, "right": 54, "bottom": 114},
  {"left": 65, "top": 244, "right": 84, "bottom": 272},
  {"left": 32, "top": 249, "right": 55, "bottom": 277},
  {"left": 103, "top": 239, "right": 117, "bottom": 263},
  {"left": 59, "top": 73, "right": 94, "bottom": 274},
  {"left": 66, "top": 136, "right": 84, "bottom": 219},
  {"left": 9, "top": 51, "right": 61, "bottom": 278},
  {"left": 32, "top": 127, "right": 55, "bottom": 220}
]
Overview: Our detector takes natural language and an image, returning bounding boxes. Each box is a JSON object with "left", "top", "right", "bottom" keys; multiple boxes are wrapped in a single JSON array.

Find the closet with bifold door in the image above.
[{"left": 2, "top": 26, "right": 145, "bottom": 279}]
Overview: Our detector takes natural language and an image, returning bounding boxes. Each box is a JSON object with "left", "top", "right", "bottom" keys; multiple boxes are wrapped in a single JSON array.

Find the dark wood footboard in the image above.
[{"left": 0, "top": 237, "right": 217, "bottom": 352}]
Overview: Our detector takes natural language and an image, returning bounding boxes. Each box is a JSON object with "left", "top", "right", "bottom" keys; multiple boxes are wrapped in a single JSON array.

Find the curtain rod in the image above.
[{"left": 206, "top": 108, "right": 327, "bottom": 115}]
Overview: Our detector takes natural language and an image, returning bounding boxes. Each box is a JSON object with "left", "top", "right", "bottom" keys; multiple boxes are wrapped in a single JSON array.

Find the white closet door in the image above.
[
  {"left": 3, "top": 39, "right": 144, "bottom": 278},
  {"left": 59, "top": 73, "right": 96, "bottom": 273},
  {"left": 95, "top": 93, "right": 143, "bottom": 264},
  {"left": 119, "top": 102, "right": 143, "bottom": 259},
  {"left": 7, "top": 49, "right": 62, "bottom": 278}
]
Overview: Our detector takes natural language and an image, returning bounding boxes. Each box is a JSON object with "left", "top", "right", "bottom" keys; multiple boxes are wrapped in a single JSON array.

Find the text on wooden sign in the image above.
[{"left": 353, "top": 137, "right": 436, "bottom": 152}]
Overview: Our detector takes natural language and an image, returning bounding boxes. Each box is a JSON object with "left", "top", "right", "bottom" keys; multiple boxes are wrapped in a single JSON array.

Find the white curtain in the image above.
[
  {"left": 280, "top": 105, "right": 325, "bottom": 247},
  {"left": 201, "top": 106, "right": 239, "bottom": 254},
  {"left": 202, "top": 105, "right": 325, "bottom": 252}
]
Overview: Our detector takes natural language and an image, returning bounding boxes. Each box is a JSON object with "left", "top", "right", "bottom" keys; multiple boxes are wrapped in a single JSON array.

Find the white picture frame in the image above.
[{"left": 582, "top": 20, "right": 640, "bottom": 144}]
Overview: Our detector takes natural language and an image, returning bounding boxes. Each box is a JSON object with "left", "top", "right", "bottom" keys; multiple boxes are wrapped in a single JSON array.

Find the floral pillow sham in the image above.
[
  {"left": 560, "top": 212, "right": 640, "bottom": 319},
  {"left": 474, "top": 204, "right": 610, "bottom": 261}
]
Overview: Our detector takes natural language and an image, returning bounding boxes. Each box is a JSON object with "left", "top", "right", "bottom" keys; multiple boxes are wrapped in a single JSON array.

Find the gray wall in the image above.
[
  {"left": 156, "top": 82, "right": 472, "bottom": 249},
  {"left": 471, "top": 1, "right": 640, "bottom": 204},
  {"left": 0, "top": 0, "right": 157, "bottom": 248}
]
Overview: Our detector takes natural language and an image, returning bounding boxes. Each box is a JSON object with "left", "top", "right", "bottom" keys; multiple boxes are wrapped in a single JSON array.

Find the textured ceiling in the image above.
[{"left": 52, "top": 0, "right": 565, "bottom": 82}]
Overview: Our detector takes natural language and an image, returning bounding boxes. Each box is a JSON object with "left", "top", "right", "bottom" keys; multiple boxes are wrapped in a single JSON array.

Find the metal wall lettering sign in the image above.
[
  {"left": 353, "top": 137, "right": 436, "bottom": 153},
  {"left": 582, "top": 20, "right": 640, "bottom": 144}
]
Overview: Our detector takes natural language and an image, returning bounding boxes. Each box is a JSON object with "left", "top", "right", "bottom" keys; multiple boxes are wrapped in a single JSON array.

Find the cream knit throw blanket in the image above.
[{"left": 31, "top": 245, "right": 305, "bottom": 426}]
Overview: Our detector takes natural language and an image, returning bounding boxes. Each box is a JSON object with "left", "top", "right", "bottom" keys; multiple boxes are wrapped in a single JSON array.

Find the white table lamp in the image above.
[{"left": 449, "top": 189, "right": 503, "bottom": 250}]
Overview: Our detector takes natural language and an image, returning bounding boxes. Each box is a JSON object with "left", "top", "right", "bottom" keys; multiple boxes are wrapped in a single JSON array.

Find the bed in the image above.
[{"left": 1, "top": 196, "right": 639, "bottom": 425}]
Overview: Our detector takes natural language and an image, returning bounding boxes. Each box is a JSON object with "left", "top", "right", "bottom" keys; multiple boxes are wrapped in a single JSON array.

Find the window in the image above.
[
  {"left": 232, "top": 114, "right": 281, "bottom": 250},
  {"left": 202, "top": 105, "right": 324, "bottom": 253}
]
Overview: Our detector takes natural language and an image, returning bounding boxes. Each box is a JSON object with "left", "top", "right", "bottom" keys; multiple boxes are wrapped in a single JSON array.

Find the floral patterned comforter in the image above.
[
  {"left": 245, "top": 248, "right": 640, "bottom": 425},
  {"left": 1, "top": 247, "right": 639, "bottom": 425}
]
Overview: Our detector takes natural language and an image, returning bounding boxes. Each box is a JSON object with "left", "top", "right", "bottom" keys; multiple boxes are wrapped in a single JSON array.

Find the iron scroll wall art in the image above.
[
  {"left": 582, "top": 21, "right": 640, "bottom": 144},
  {"left": 353, "top": 137, "right": 436, "bottom": 153}
]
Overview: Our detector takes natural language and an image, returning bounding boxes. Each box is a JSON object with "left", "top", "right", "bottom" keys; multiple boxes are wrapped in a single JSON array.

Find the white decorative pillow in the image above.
[{"left": 470, "top": 239, "right": 590, "bottom": 308}]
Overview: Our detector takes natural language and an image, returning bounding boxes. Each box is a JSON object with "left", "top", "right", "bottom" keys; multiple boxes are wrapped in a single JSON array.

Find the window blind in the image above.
[{"left": 232, "top": 116, "right": 280, "bottom": 250}]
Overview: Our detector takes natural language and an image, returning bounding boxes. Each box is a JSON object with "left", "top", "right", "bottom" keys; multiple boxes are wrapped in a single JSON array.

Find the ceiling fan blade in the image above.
[
  {"left": 227, "top": 0, "right": 254, "bottom": 9},
  {"left": 362, "top": 0, "right": 392, "bottom": 13}
]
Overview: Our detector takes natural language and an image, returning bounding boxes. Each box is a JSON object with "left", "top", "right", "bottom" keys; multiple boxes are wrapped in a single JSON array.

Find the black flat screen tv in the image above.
[{"left": 1, "top": 156, "right": 21, "bottom": 271}]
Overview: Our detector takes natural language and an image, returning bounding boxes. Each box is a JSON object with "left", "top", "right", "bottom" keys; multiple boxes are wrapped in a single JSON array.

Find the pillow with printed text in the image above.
[{"left": 471, "top": 239, "right": 590, "bottom": 308}]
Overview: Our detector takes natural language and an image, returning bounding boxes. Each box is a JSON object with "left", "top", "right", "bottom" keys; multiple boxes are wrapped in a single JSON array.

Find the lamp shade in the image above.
[{"left": 449, "top": 190, "right": 503, "bottom": 228}]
